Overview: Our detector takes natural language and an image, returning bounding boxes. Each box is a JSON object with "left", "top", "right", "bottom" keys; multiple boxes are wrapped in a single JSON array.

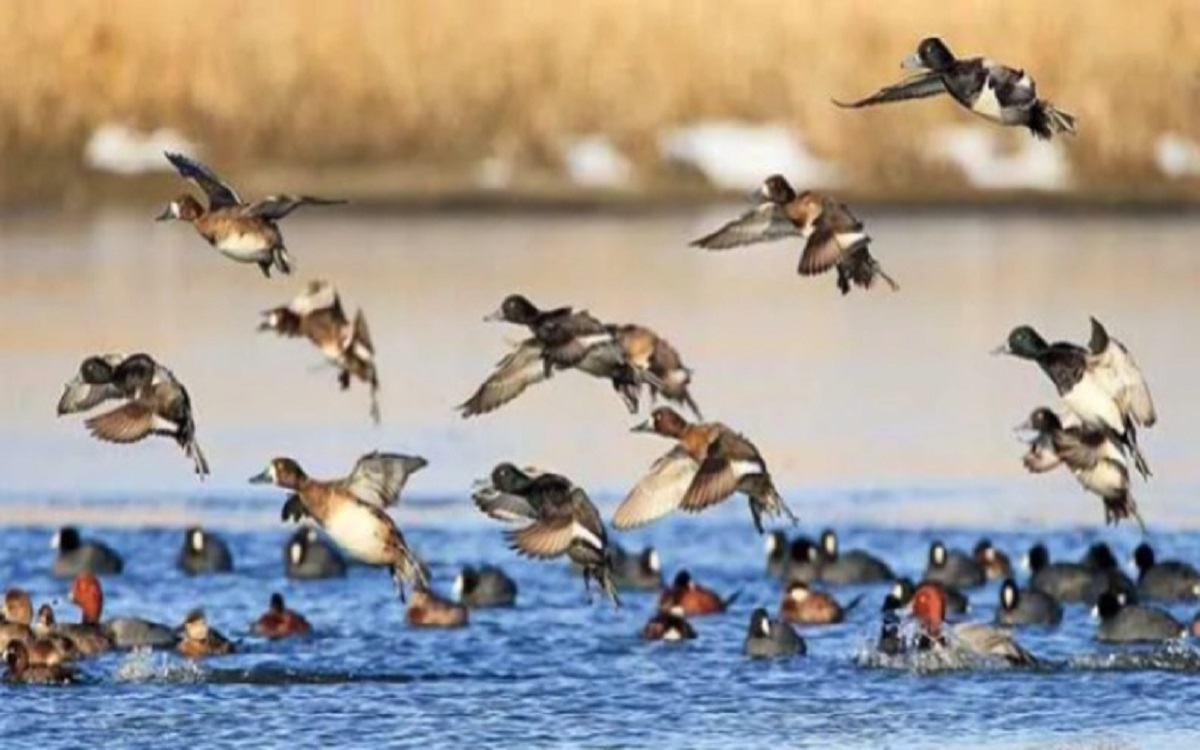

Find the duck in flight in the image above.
[{"left": 834, "top": 37, "right": 1076, "bottom": 140}]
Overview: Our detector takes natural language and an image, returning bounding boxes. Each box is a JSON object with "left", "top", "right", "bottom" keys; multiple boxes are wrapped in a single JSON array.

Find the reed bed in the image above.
[{"left": 1, "top": 0, "right": 1197, "bottom": 204}]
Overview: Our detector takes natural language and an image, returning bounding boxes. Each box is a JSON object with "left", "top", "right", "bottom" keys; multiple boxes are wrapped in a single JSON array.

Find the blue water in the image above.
[{"left": 3, "top": 494, "right": 1200, "bottom": 749}]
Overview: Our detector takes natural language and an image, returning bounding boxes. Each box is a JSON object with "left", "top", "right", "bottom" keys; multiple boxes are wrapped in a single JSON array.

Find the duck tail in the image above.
[
  {"left": 1122, "top": 421, "right": 1152, "bottom": 480},
  {"left": 273, "top": 246, "right": 294, "bottom": 275},
  {"left": 188, "top": 438, "right": 210, "bottom": 479},
  {"left": 597, "top": 566, "right": 622, "bottom": 610},
  {"left": 391, "top": 549, "right": 428, "bottom": 603},
  {"left": 840, "top": 247, "right": 899, "bottom": 295},
  {"left": 1028, "top": 101, "right": 1076, "bottom": 140},
  {"left": 1105, "top": 491, "right": 1146, "bottom": 535}
]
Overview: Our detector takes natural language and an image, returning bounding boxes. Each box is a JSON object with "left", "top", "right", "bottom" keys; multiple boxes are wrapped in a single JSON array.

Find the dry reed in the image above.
[{"left": 1, "top": 0, "right": 1197, "bottom": 204}]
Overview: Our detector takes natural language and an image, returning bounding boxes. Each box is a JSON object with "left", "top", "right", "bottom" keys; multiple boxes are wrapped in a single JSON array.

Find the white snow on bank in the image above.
[
  {"left": 1155, "top": 133, "right": 1200, "bottom": 179},
  {"left": 84, "top": 124, "right": 197, "bottom": 174},
  {"left": 659, "top": 121, "right": 840, "bottom": 190},
  {"left": 926, "top": 126, "right": 1071, "bottom": 191},
  {"left": 563, "top": 135, "right": 633, "bottom": 189}
]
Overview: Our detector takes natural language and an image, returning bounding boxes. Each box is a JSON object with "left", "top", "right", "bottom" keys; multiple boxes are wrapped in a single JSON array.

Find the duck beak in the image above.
[
  {"left": 901, "top": 52, "right": 925, "bottom": 70},
  {"left": 154, "top": 206, "right": 174, "bottom": 222},
  {"left": 990, "top": 343, "right": 1012, "bottom": 356},
  {"left": 248, "top": 469, "right": 273, "bottom": 484},
  {"left": 483, "top": 308, "right": 505, "bottom": 323},
  {"left": 629, "top": 418, "right": 654, "bottom": 433}
]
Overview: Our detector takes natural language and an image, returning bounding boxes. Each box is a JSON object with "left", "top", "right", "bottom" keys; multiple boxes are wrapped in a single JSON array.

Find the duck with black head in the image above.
[
  {"left": 923, "top": 541, "right": 985, "bottom": 590},
  {"left": 835, "top": 36, "right": 1075, "bottom": 139},
  {"left": 50, "top": 526, "right": 123, "bottom": 577},
  {"left": 178, "top": 526, "right": 234, "bottom": 575},
  {"left": 454, "top": 565, "right": 518, "bottom": 608},
  {"left": 284, "top": 527, "right": 347, "bottom": 580},
  {"left": 1131, "top": 543, "right": 1200, "bottom": 602},
  {"left": 1094, "top": 591, "right": 1185, "bottom": 643},
  {"left": 816, "top": 529, "right": 894, "bottom": 585},
  {"left": 658, "top": 570, "right": 737, "bottom": 617},
  {"left": 973, "top": 538, "right": 1013, "bottom": 581},
  {"left": 743, "top": 608, "right": 806, "bottom": 658},
  {"left": 995, "top": 578, "right": 1062, "bottom": 627},
  {"left": 253, "top": 593, "right": 312, "bottom": 639}
]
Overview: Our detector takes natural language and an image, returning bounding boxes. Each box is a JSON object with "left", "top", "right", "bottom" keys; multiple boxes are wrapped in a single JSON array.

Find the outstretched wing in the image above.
[
  {"left": 612, "top": 447, "right": 699, "bottom": 529},
  {"left": 832, "top": 72, "right": 948, "bottom": 109},
  {"left": 164, "top": 152, "right": 242, "bottom": 209},
  {"left": 287, "top": 280, "right": 341, "bottom": 317},
  {"left": 458, "top": 340, "right": 551, "bottom": 417},
  {"left": 245, "top": 195, "right": 347, "bottom": 220},
  {"left": 85, "top": 402, "right": 156, "bottom": 443},
  {"left": 343, "top": 451, "right": 427, "bottom": 508},
  {"left": 690, "top": 202, "right": 802, "bottom": 250},
  {"left": 1087, "top": 319, "right": 1156, "bottom": 428}
]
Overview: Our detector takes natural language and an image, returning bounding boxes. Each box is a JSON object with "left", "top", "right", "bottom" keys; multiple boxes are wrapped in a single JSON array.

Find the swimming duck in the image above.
[
  {"left": 50, "top": 526, "right": 124, "bottom": 577},
  {"left": 454, "top": 565, "right": 518, "bottom": 608},
  {"left": 3, "top": 641, "right": 77, "bottom": 685},
  {"left": 973, "top": 538, "right": 1014, "bottom": 581},
  {"left": 922, "top": 541, "right": 985, "bottom": 590},
  {"left": 815, "top": 529, "right": 894, "bottom": 584},
  {"left": 1020, "top": 407, "right": 1143, "bottom": 530},
  {"left": 259, "top": 280, "right": 380, "bottom": 423},
  {"left": 177, "top": 609, "right": 236, "bottom": 657},
  {"left": 472, "top": 462, "right": 619, "bottom": 607},
  {"left": 56, "top": 352, "right": 209, "bottom": 477},
  {"left": 252, "top": 451, "right": 429, "bottom": 600},
  {"left": 657, "top": 570, "right": 737, "bottom": 617},
  {"left": 65, "top": 573, "right": 175, "bottom": 650},
  {"left": 406, "top": 586, "right": 469, "bottom": 628},
  {"left": 1024, "top": 543, "right": 1101, "bottom": 604},
  {"left": 253, "top": 593, "right": 312, "bottom": 639},
  {"left": 779, "top": 581, "right": 863, "bottom": 625},
  {"left": 781, "top": 538, "right": 824, "bottom": 584},
  {"left": 177, "top": 526, "right": 234, "bottom": 575},
  {"left": 614, "top": 407, "right": 796, "bottom": 534},
  {"left": 459, "top": 296, "right": 682, "bottom": 419},
  {"left": 743, "top": 608, "right": 806, "bottom": 658},
  {"left": 834, "top": 36, "right": 1076, "bottom": 139},
  {"left": 642, "top": 606, "right": 697, "bottom": 641},
  {"left": 691, "top": 175, "right": 898, "bottom": 295},
  {"left": 612, "top": 545, "right": 664, "bottom": 591},
  {"left": 38, "top": 600, "right": 111, "bottom": 657},
  {"left": 284, "top": 527, "right": 347, "bottom": 580},
  {"left": 994, "top": 578, "right": 1063, "bottom": 627},
  {"left": 1, "top": 590, "right": 79, "bottom": 665},
  {"left": 908, "top": 583, "right": 1039, "bottom": 665},
  {"left": 156, "top": 151, "right": 345, "bottom": 277},
  {"left": 1079, "top": 542, "right": 1139, "bottom": 604},
  {"left": 997, "top": 319, "right": 1154, "bottom": 479},
  {"left": 764, "top": 531, "right": 791, "bottom": 577},
  {"left": 1132, "top": 543, "right": 1200, "bottom": 602},
  {"left": 887, "top": 577, "right": 969, "bottom": 617},
  {"left": 1094, "top": 591, "right": 1185, "bottom": 643}
]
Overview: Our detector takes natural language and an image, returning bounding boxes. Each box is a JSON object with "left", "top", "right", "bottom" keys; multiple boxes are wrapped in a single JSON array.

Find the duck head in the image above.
[
  {"left": 909, "top": 583, "right": 947, "bottom": 635},
  {"left": 52, "top": 527, "right": 81, "bottom": 553},
  {"left": 993, "top": 326, "right": 1050, "bottom": 359},
  {"left": 640, "top": 548, "right": 661, "bottom": 576},
  {"left": 489, "top": 462, "right": 533, "bottom": 494},
  {"left": 1093, "top": 591, "right": 1125, "bottom": 621},
  {"left": 187, "top": 527, "right": 207, "bottom": 553},
  {"left": 70, "top": 573, "right": 104, "bottom": 625},
  {"left": 113, "top": 353, "right": 157, "bottom": 390},
  {"left": 250, "top": 457, "right": 307, "bottom": 489},
  {"left": 3, "top": 640, "right": 29, "bottom": 675},
  {"left": 258, "top": 307, "right": 302, "bottom": 335},
  {"left": 672, "top": 569, "right": 695, "bottom": 591},
  {"left": 883, "top": 578, "right": 914, "bottom": 611},
  {"left": 630, "top": 406, "right": 689, "bottom": 438},
  {"left": 269, "top": 593, "right": 286, "bottom": 614},
  {"left": 765, "top": 531, "right": 788, "bottom": 559},
  {"left": 182, "top": 609, "right": 210, "bottom": 640},
  {"left": 3, "top": 589, "right": 32, "bottom": 625},
  {"left": 902, "top": 37, "right": 956, "bottom": 71},
  {"left": 1025, "top": 543, "right": 1050, "bottom": 573},
  {"left": 454, "top": 567, "right": 478, "bottom": 600},
  {"left": 785, "top": 581, "right": 812, "bottom": 603},
  {"left": 757, "top": 174, "right": 797, "bottom": 204},
  {"left": 1132, "top": 543, "right": 1155, "bottom": 577},
  {"left": 484, "top": 294, "right": 541, "bottom": 325},
  {"left": 928, "top": 540, "right": 949, "bottom": 568},
  {"left": 748, "top": 607, "right": 772, "bottom": 638},
  {"left": 820, "top": 529, "right": 839, "bottom": 560},
  {"left": 156, "top": 194, "right": 204, "bottom": 222},
  {"left": 36, "top": 604, "right": 56, "bottom": 629},
  {"left": 1019, "top": 407, "right": 1062, "bottom": 435}
]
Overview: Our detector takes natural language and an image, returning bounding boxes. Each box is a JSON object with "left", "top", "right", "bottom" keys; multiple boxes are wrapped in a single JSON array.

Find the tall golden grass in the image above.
[{"left": 2, "top": 0, "right": 1197, "bottom": 203}]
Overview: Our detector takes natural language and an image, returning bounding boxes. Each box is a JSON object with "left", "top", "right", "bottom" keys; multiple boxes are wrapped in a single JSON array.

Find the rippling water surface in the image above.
[{"left": 1, "top": 207, "right": 1199, "bottom": 748}]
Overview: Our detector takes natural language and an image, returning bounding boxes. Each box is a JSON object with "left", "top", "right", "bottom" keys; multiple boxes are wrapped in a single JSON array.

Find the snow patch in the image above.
[
  {"left": 659, "top": 121, "right": 840, "bottom": 190},
  {"left": 927, "top": 127, "right": 1071, "bottom": 191},
  {"left": 563, "top": 135, "right": 633, "bottom": 189},
  {"left": 84, "top": 124, "right": 197, "bottom": 175},
  {"left": 1155, "top": 133, "right": 1200, "bottom": 179}
]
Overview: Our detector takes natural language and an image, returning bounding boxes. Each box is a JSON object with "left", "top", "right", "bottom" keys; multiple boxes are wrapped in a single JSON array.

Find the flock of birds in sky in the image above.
[{"left": 8, "top": 37, "right": 1185, "bottom": 685}]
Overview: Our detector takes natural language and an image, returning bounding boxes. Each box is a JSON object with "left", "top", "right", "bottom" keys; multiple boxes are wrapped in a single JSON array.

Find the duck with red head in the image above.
[
  {"left": 908, "top": 583, "right": 1038, "bottom": 666},
  {"left": 614, "top": 407, "right": 796, "bottom": 534},
  {"left": 66, "top": 573, "right": 175, "bottom": 650},
  {"left": 657, "top": 570, "right": 737, "bottom": 617}
]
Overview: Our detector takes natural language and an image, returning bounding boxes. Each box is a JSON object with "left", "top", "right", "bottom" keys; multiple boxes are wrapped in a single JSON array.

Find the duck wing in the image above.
[
  {"left": 953, "top": 623, "right": 1038, "bottom": 666},
  {"left": 287, "top": 280, "right": 339, "bottom": 315},
  {"left": 689, "top": 202, "right": 802, "bottom": 250},
  {"left": 982, "top": 63, "right": 1037, "bottom": 107},
  {"left": 1050, "top": 427, "right": 1110, "bottom": 471},
  {"left": 348, "top": 309, "right": 375, "bottom": 362},
  {"left": 458, "top": 339, "right": 550, "bottom": 417},
  {"left": 244, "top": 195, "right": 347, "bottom": 220},
  {"left": 1087, "top": 318, "right": 1156, "bottom": 428},
  {"left": 505, "top": 489, "right": 604, "bottom": 560},
  {"left": 85, "top": 401, "right": 156, "bottom": 443},
  {"left": 832, "top": 72, "right": 948, "bottom": 109},
  {"left": 540, "top": 312, "right": 617, "bottom": 369},
  {"left": 57, "top": 380, "right": 125, "bottom": 416},
  {"left": 343, "top": 451, "right": 427, "bottom": 508},
  {"left": 612, "top": 446, "right": 700, "bottom": 529},
  {"left": 164, "top": 152, "right": 242, "bottom": 209},
  {"left": 473, "top": 485, "right": 540, "bottom": 524},
  {"left": 681, "top": 430, "right": 764, "bottom": 512}
]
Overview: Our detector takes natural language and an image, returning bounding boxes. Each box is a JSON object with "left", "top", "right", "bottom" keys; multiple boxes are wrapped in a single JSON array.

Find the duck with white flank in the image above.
[
  {"left": 250, "top": 452, "right": 429, "bottom": 599},
  {"left": 472, "top": 463, "right": 619, "bottom": 608},
  {"left": 997, "top": 318, "right": 1155, "bottom": 479},
  {"left": 834, "top": 37, "right": 1075, "bottom": 139}
]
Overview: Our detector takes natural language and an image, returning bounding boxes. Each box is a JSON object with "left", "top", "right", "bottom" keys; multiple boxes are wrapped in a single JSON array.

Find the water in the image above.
[{"left": 1, "top": 206, "right": 1199, "bottom": 748}]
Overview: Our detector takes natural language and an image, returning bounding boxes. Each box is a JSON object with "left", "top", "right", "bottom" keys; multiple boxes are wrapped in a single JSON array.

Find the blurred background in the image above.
[{"left": 0, "top": 1, "right": 1197, "bottom": 531}]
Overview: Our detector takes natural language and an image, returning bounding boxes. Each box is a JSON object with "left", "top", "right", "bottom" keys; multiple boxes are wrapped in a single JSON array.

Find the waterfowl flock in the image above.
[{"left": 5, "top": 36, "right": 1196, "bottom": 691}]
